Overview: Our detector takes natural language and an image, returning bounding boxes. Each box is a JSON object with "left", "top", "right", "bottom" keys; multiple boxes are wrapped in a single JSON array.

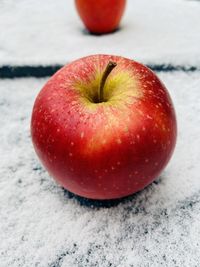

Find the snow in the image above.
[
  {"left": 1, "top": 72, "right": 200, "bottom": 266},
  {"left": 0, "top": 0, "right": 200, "bottom": 66},
  {"left": 1, "top": 0, "right": 200, "bottom": 265}
]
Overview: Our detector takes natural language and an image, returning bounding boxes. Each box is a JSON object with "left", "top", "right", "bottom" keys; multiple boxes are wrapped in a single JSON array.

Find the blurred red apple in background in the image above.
[
  {"left": 75, "top": 0, "right": 126, "bottom": 34},
  {"left": 31, "top": 55, "right": 177, "bottom": 200}
]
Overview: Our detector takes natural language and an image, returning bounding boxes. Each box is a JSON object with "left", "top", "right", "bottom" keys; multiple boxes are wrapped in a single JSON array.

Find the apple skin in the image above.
[
  {"left": 31, "top": 55, "right": 177, "bottom": 200},
  {"left": 75, "top": 0, "right": 126, "bottom": 34}
]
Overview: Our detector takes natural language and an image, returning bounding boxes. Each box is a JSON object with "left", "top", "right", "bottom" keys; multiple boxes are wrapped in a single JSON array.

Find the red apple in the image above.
[
  {"left": 31, "top": 55, "right": 177, "bottom": 200},
  {"left": 75, "top": 0, "right": 126, "bottom": 34}
]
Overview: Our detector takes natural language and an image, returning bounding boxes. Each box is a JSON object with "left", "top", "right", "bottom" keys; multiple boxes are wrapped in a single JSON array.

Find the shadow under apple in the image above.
[
  {"left": 80, "top": 26, "right": 123, "bottom": 36},
  {"left": 62, "top": 176, "right": 163, "bottom": 209}
]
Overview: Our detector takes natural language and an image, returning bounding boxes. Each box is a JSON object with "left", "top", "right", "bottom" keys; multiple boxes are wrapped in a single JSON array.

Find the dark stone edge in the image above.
[{"left": 0, "top": 64, "right": 199, "bottom": 79}]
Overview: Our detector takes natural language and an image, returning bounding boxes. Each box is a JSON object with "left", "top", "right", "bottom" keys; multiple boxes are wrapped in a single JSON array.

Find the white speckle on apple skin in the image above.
[
  {"left": 136, "top": 134, "right": 140, "bottom": 140},
  {"left": 111, "top": 166, "right": 115, "bottom": 170},
  {"left": 117, "top": 161, "right": 121, "bottom": 165},
  {"left": 130, "top": 141, "right": 135, "bottom": 145},
  {"left": 166, "top": 102, "right": 171, "bottom": 107},
  {"left": 145, "top": 158, "right": 149, "bottom": 163},
  {"left": 153, "top": 139, "right": 157, "bottom": 144},
  {"left": 134, "top": 171, "right": 139, "bottom": 175},
  {"left": 104, "top": 169, "right": 108, "bottom": 173},
  {"left": 116, "top": 138, "right": 122, "bottom": 144},
  {"left": 162, "top": 145, "right": 167, "bottom": 150},
  {"left": 57, "top": 128, "right": 60, "bottom": 133},
  {"left": 146, "top": 115, "right": 153, "bottom": 120},
  {"left": 155, "top": 162, "right": 158, "bottom": 166},
  {"left": 142, "top": 126, "right": 146, "bottom": 131},
  {"left": 112, "top": 184, "right": 118, "bottom": 189},
  {"left": 155, "top": 123, "right": 159, "bottom": 128},
  {"left": 80, "top": 132, "right": 84, "bottom": 139},
  {"left": 69, "top": 152, "right": 73, "bottom": 157},
  {"left": 70, "top": 142, "right": 74, "bottom": 146}
]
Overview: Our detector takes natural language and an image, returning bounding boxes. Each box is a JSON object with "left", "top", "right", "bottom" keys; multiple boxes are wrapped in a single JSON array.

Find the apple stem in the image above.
[{"left": 99, "top": 61, "right": 117, "bottom": 102}]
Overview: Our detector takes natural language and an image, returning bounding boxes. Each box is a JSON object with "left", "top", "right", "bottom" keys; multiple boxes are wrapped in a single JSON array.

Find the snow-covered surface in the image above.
[
  {"left": 0, "top": 0, "right": 200, "bottom": 66},
  {"left": 1, "top": 72, "right": 200, "bottom": 266},
  {"left": 1, "top": 0, "right": 200, "bottom": 265}
]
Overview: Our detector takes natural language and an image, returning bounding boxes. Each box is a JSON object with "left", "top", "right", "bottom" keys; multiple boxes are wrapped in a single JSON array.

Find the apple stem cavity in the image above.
[{"left": 99, "top": 61, "right": 117, "bottom": 103}]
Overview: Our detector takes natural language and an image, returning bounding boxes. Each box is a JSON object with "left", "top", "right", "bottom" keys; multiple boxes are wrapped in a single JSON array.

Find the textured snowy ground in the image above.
[
  {"left": 1, "top": 0, "right": 200, "bottom": 266},
  {"left": 1, "top": 73, "right": 200, "bottom": 267}
]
